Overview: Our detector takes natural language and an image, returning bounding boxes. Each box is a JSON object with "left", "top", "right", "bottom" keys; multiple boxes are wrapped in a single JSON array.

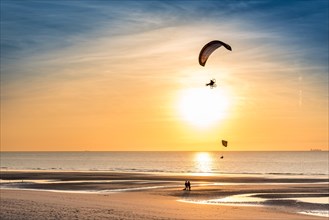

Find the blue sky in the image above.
[
  {"left": 2, "top": 0, "right": 328, "bottom": 95},
  {"left": 1, "top": 0, "right": 328, "bottom": 150},
  {"left": 2, "top": 0, "right": 328, "bottom": 64}
]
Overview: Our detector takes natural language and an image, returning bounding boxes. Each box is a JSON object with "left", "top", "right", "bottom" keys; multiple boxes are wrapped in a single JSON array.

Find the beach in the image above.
[{"left": 1, "top": 171, "right": 328, "bottom": 219}]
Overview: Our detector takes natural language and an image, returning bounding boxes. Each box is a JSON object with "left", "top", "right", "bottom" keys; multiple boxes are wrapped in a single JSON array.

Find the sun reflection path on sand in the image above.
[{"left": 178, "top": 193, "right": 329, "bottom": 218}]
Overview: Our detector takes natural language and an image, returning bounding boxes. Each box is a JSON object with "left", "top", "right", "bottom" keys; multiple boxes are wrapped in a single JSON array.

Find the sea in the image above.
[
  {"left": 1, "top": 151, "right": 328, "bottom": 176},
  {"left": 1, "top": 151, "right": 328, "bottom": 218}
]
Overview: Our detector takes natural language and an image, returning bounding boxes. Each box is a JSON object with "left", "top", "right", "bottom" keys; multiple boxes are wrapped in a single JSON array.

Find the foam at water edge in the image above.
[{"left": 298, "top": 210, "right": 329, "bottom": 218}]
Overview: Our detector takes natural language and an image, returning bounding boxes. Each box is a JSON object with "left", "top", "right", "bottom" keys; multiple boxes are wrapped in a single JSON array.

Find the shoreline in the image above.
[
  {"left": 1, "top": 170, "right": 328, "bottom": 179},
  {"left": 1, "top": 168, "right": 328, "bottom": 176},
  {"left": 1, "top": 171, "right": 328, "bottom": 219}
]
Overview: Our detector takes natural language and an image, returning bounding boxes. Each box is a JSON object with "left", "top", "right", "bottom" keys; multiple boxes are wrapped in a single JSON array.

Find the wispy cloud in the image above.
[{"left": 1, "top": 0, "right": 327, "bottom": 150}]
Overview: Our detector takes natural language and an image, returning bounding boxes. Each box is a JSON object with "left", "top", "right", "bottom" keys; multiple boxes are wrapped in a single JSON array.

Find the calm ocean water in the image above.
[{"left": 1, "top": 151, "right": 328, "bottom": 176}]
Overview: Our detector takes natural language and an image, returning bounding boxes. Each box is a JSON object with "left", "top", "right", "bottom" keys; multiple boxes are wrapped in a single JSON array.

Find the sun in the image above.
[{"left": 178, "top": 87, "right": 230, "bottom": 127}]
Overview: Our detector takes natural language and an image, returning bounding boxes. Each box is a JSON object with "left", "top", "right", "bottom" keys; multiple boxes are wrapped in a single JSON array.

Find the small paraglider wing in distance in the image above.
[
  {"left": 198, "top": 40, "right": 232, "bottom": 67},
  {"left": 222, "top": 140, "right": 228, "bottom": 147}
]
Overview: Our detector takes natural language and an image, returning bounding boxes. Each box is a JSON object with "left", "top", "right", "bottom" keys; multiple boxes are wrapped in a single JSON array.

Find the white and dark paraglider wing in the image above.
[{"left": 199, "top": 40, "right": 232, "bottom": 67}]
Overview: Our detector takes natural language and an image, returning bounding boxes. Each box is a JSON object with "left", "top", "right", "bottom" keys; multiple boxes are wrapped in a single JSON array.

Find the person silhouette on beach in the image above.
[
  {"left": 184, "top": 180, "right": 188, "bottom": 190},
  {"left": 187, "top": 180, "right": 191, "bottom": 191}
]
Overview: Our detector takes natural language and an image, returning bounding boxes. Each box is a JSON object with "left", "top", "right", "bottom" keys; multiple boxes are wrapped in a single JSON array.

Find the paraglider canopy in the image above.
[
  {"left": 199, "top": 40, "right": 232, "bottom": 66},
  {"left": 220, "top": 140, "right": 228, "bottom": 159}
]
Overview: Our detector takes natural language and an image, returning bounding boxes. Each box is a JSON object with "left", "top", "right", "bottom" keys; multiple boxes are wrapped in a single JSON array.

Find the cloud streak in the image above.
[{"left": 1, "top": 0, "right": 328, "bottom": 150}]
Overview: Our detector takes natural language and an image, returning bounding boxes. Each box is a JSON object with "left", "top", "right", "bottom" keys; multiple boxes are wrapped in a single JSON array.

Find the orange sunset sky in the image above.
[{"left": 1, "top": 1, "right": 328, "bottom": 151}]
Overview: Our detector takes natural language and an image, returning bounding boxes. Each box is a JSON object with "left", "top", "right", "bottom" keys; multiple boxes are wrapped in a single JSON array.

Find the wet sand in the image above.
[{"left": 1, "top": 171, "right": 328, "bottom": 219}]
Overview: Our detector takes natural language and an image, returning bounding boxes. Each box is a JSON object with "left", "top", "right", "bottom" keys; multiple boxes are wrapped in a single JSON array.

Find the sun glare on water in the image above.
[
  {"left": 178, "top": 87, "right": 230, "bottom": 128},
  {"left": 195, "top": 152, "right": 212, "bottom": 173}
]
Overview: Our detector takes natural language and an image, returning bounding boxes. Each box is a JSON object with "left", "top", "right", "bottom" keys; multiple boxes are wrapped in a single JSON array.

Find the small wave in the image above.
[
  {"left": 299, "top": 210, "right": 329, "bottom": 218},
  {"left": 267, "top": 172, "right": 326, "bottom": 176},
  {"left": 1, "top": 167, "right": 328, "bottom": 177}
]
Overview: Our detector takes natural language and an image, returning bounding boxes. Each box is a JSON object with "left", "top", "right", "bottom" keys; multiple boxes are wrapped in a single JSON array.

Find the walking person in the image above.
[{"left": 187, "top": 180, "right": 191, "bottom": 191}]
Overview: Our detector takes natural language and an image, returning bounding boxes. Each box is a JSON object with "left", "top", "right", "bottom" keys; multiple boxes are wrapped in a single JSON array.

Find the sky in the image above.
[{"left": 1, "top": 0, "right": 328, "bottom": 151}]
